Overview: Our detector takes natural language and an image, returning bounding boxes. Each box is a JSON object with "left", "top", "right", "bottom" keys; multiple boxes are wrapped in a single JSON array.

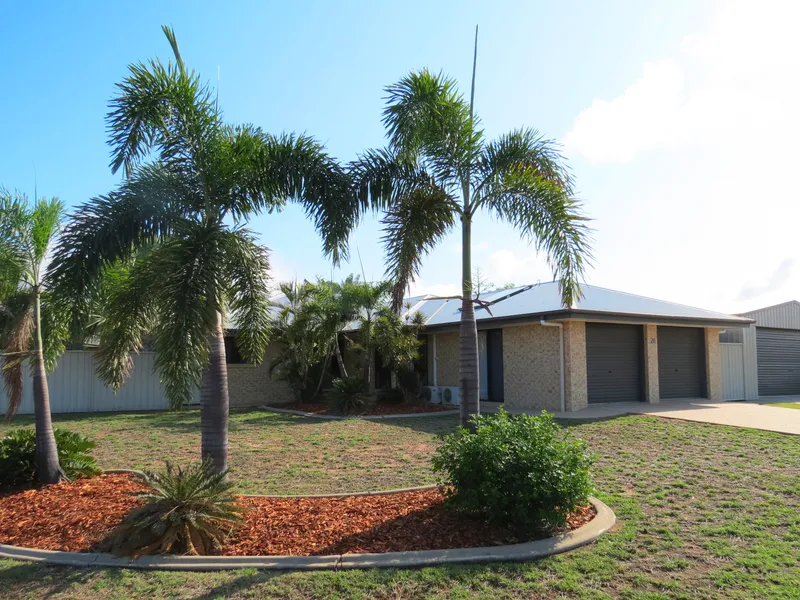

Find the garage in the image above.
[
  {"left": 586, "top": 323, "right": 644, "bottom": 403},
  {"left": 756, "top": 327, "right": 800, "bottom": 396},
  {"left": 658, "top": 326, "right": 706, "bottom": 399}
]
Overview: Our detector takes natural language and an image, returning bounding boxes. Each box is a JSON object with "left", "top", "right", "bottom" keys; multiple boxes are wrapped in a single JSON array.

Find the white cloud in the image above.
[
  {"left": 560, "top": 0, "right": 800, "bottom": 314},
  {"left": 564, "top": 0, "right": 800, "bottom": 164},
  {"left": 483, "top": 249, "right": 551, "bottom": 287},
  {"left": 563, "top": 60, "right": 685, "bottom": 162}
]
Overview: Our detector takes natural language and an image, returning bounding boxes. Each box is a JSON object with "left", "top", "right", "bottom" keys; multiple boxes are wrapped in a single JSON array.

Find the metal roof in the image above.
[{"left": 403, "top": 282, "right": 753, "bottom": 329}]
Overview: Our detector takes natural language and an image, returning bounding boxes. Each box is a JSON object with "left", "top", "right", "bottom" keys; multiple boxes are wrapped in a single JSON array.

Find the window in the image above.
[
  {"left": 719, "top": 329, "right": 743, "bottom": 344},
  {"left": 224, "top": 336, "right": 247, "bottom": 364}
]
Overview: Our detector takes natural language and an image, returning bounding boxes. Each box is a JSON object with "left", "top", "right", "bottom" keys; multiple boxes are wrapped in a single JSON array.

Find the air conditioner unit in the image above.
[
  {"left": 441, "top": 386, "right": 460, "bottom": 406},
  {"left": 423, "top": 386, "right": 441, "bottom": 404}
]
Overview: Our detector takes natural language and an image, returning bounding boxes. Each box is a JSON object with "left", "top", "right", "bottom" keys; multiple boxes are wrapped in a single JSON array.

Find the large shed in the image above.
[{"left": 724, "top": 301, "right": 800, "bottom": 400}]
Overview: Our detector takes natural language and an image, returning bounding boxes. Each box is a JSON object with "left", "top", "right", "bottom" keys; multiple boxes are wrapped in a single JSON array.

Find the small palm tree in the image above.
[
  {"left": 0, "top": 191, "right": 68, "bottom": 483},
  {"left": 343, "top": 279, "right": 393, "bottom": 390},
  {"left": 351, "top": 70, "right": 592, "bottom": 427},
  {"left": 48, "top": 27, "right": 354, "bottom": 473}
]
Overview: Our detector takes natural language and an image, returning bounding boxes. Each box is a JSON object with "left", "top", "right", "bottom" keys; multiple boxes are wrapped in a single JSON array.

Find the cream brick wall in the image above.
[
  {"left": 502, "top": 324, "right": 561, "bottom": 411},
  {"left": 644, "top": 324, "right": 660, "bottom": 403},
  {"left": 227, "top": 344, "right": 294, "bottom": 407},
  {"left": 705, "top": 327, "right": 722, "bottom": 401},
  {"left": 434, "top": 332, "right": 459, "bottom": 387},
  {"left": 563, "top": 321, "right": 587, "bottom": 411}
]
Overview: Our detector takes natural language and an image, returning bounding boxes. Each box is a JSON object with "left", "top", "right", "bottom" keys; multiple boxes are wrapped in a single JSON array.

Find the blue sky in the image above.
[{"left": 2, "top": 1, "right": 796, "bottom": 313}]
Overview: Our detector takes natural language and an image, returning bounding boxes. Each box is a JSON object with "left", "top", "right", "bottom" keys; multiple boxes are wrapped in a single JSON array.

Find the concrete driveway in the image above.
[{"left": 492, "top": 399, "right": 800, "bottom": 435}]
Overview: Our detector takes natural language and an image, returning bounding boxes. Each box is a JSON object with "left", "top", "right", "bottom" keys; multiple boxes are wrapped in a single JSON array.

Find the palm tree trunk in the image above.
[
  {"left": 312, "top": 351, "right": 332, "bottom": 399},
  {"left": 334, "top": 336, "right": 347, "bottom": 377},
  {"left": 459, "top": 215, "right": 480, "bottom": 430},
  {"left": 32, "top": 286, "right": 64, "bottom": 484},
  {"left": 200, "top": 310, "right": 230, "bottom": 475}
]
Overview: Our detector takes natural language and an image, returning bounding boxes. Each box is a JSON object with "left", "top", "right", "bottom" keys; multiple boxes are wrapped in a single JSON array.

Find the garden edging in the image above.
[
  {"left": 257, "top": 405, "right": 460, "bottom": 420},
  {"left": 0, "top": 497, "right": 615, "bottom": 571}
]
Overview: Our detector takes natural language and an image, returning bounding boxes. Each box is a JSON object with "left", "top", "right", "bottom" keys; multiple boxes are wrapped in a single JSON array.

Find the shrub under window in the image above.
[{"left": 432, "top": 410, "right": 594, "bottom": 536}]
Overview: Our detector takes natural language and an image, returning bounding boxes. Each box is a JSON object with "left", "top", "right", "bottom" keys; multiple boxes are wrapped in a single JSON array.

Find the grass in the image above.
[
  {"left": 1, "top": 410, "right": 800, "bottom": 599},
  {"left": 766, "top": 403, "right": 800, "bottom": 410}
]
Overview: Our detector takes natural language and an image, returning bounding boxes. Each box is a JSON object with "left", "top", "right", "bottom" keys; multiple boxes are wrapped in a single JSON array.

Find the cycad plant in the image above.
[
  {"left": 48, "top": 26, "right": 354, "bottom": 473},
  {"left": 350, "top": 69, "right": 592, "bottom": 427},
  {"left": 100, "top": 461, "right": 242, "bottom": 557},
  {"left": 0, "top": 191, "right": 68, "bottom": 483}
]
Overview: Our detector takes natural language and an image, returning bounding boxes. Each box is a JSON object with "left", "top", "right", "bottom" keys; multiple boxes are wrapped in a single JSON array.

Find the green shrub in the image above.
[
  {"left": 395, "top": 366, "right": 422, "bottom": 403},
  {"left": 100, "top": 461, "right": 242, "bottom": 557},
  {"left": 431, "top": 410, "right": 594, "bottom": 536},
  {"left": 326, "top": 376, "right": 371, "bottom": 415},
  {"left": 375, "top": 386, "right": 404, "bottom": 405},
  {"left": 0, "top": 428, "right": 100, "bottom": 490}
]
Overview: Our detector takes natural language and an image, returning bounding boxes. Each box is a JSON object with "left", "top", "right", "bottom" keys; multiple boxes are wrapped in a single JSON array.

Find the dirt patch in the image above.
[
  {"left": 0, "top": 475, "right": 596, "bottom": 557},
  {"left": 278, "top": 402, "right": 455, "bottom": 416}
]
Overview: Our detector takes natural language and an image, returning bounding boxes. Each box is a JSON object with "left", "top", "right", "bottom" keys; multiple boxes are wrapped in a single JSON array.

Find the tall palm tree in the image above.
[
  {"left": 0, "top": 191, "right": 68, "bottom": 483},
  {"left": 350, "top": 70, "right": 592, "bottom": 428},
  {"left": 48, "top": 26, "right": 355, "bottom": 473}
]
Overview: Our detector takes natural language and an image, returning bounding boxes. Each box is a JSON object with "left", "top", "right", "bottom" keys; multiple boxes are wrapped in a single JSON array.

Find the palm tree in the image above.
[
  {"left": 350, "top": 70, "right": 592, "bottom": 428},
  {"left": 344, "top": 279, "right": 393, "bottom": 390},
  {"left": 47, "top": 26, "right": 354, "bottom": 473},
  {"left": 0, "top": 191, "right": 68, "bottom": 483}
]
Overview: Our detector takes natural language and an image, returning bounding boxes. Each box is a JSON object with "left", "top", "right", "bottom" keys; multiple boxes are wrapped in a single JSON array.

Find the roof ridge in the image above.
[
  {"left": 738, "top": 299, "right": 800, "bottom": 315},
  {"left": 578, "top": 283, "right": 733, "bottom": 317}
]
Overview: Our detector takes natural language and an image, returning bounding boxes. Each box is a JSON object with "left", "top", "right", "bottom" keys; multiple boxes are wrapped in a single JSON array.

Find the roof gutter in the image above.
[{"left": 539, "top": 319, "right": 565, "bottom": 413}]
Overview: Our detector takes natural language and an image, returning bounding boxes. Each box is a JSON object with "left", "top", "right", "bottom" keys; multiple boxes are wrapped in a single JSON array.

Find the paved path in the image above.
[{"left": 488, "top": 399, "right": 800, "bottom": 435}]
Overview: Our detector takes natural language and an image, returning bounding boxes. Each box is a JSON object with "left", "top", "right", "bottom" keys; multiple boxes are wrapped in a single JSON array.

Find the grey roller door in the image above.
[
  {"left": 586, "top": 323, "right": 644, "bottom": 403},
  {"left": 658, "top": 327, "right": 706, "bottom": 399},
  {"left": 756, "top": 327, "right": 800, "bottom": 396}
]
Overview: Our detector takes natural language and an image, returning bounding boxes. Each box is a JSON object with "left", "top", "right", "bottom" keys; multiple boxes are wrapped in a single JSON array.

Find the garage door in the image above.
[
  {"left": 756, "top": 327, "right": 800, "bottom": 396},
  {"left": 658, "top": 327, "right": 706, "bottom": 399},
  {"left": 586, "top": 323, "right": 643, "bottom": 403}
]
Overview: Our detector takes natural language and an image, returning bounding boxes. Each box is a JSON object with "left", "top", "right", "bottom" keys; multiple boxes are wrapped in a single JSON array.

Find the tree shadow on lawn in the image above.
[{"left": 0, "top": 560, "right": 103, "bottom": 599}]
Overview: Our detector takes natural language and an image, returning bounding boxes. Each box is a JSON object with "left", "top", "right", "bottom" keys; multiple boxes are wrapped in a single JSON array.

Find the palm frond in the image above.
[
  {"left": 481, "top": 168, "right": 593, "bottom": 307},
  {"left": 151, "top": 227, "right": 222, "bottom": 409},
  {"left": 0, "top": 190, "right": 32, "bottom": 294},
  {"left": 2, "top": 293, "right": 33, "bottom": 421},
  {"left": 220, "top": 228, "right": 271, "bottom": 364},
  {"left": 38, "top": 293, "right": 69, "bottom": 374},
  {"left": 106, "top": 34, "right": 219, "bottom": 176},
  {"left": 46, "top": 163, "right": 193, "bottom": 330},
  {"left": 474, "top": 129, "right": 573, "bottom": 199},
  {"left": 382, "top": 69, "right": 479, "bottom": 183},
  {"left": 242, "top": 132, "right": 356, "bottom": 264},
  {"left": 94, "top": 255, "right": 161, "bottom": 391},
  {"left": 29, "top": 197, "right": 64, "bottom": 266},
  {"left": 381, "top": 186, "right": 458, "bottom": 311}
]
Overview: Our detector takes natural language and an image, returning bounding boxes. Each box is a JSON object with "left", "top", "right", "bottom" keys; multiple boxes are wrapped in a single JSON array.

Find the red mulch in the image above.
[
  {"left": 0, "top": 475, "right": 596, "bottom": 556},
  {"left": 0, "top": 474, "right": 149, "bottom": 552},
  {"left": 281, "top": 402, "right": 455, "bottom": 416}
]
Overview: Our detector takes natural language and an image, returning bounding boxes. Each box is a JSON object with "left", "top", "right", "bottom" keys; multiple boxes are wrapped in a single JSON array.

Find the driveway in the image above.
[{"left": 493, "top": 399, "right": 800, "bottom": 435}]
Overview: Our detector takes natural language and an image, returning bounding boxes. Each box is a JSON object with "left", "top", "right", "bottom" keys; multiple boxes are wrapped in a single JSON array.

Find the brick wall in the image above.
[
  {"left": 502, "top": 324, "right": 561, "bottom": 411},
  {"left": 433, "top": 332, "right": 459, "bottom": 387},
  {"left": 563, "top": 321, "right": 587, "bottom": 411},
  {"left": 705, "top": 327, "right": 722, "bottom": 401},
  {"left": 644, "top": 324, "right": 660, "bottom": 403},
  {"left": 227, "top": 343, "right": 294, "bottom": 407}
]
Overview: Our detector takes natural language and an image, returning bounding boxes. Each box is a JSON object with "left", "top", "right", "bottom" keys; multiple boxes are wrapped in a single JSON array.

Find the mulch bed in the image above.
[
  {"left": 0, "top": 475, "right": 596, "bottom": 556},
  {"left": 279, "top": 402, "right": 456, "bottom": 416}
]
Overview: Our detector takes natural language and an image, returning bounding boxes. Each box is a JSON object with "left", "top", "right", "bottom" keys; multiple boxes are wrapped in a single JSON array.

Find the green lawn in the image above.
[
  {"left": 766, "top": 403, "right": 800, "bottom": 410},
  {"left": 1, "top": 409, "right": 799, "bottom": 599}
]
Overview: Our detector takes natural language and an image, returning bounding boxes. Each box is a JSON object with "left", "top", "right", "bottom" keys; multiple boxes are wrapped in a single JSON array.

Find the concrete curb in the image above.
[
  {"left": 257, "top": 405, "right": 460, "bottom": 420},
  {"left": 0, "top": 497, "right": 614, "bottom": 571}
]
